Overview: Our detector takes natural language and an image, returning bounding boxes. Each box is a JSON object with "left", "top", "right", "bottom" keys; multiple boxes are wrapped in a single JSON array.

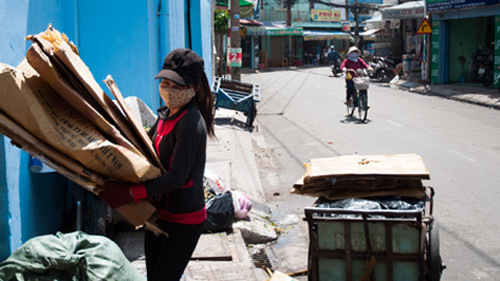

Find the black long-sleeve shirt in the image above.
[{"left": 133, "top": 100, "right": 207, "bottom": 225}]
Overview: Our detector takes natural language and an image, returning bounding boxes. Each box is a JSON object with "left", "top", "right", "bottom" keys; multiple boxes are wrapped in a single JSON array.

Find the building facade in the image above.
[
  {"left": 0, "top": 0, "right": 212, "bottom": 261},
  {"left": 427, "top": 0, "right": 500, "bottom": 86}
]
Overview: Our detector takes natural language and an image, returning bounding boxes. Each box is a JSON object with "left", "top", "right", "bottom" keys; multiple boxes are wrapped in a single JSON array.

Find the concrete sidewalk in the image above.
[{"left": 387, "top": 76, "right": 500, "bottom": 110}]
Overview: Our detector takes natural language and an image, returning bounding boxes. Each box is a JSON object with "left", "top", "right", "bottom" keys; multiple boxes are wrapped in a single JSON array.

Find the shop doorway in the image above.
[{"left": 448, "top": 16, "right": 495, "bottom": 84}]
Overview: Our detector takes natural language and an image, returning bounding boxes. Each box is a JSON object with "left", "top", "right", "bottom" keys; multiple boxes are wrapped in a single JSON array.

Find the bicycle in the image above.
[{"left": 345, "top": 69, "right": 370, "bottom": 122}]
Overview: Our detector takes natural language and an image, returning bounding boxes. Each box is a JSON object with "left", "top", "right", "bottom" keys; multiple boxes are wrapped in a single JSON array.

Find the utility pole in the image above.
[
  {"left": 345, "top": 0, "right": 349, "bottom": 23},
  {"left": 286, "top": 0, "right": 292, "bottom": 64},
  {"left": 286, "top": 0, "right": 292, "bottom": 26},
  {"left": 230, "top": 0, "right": 241, "bottom": 80},
  {"left": 353, "top": 0, "right": 359, "bottom": 47}
]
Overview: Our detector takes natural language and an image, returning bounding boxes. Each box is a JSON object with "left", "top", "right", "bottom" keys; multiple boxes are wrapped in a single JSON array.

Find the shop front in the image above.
[
  {"left": 301, "top": 30, "right": 353, "bottom": 65},
  {"left": 363, "top": 11, "right": 402, "bottom": 58},
  {"left": 292, "top": 9, "right": 351, "bottom": 66},
  {"left": 245, "top": 23, "right": 303, "bottom": 69},
  {"left": 427, "top": 0, "right": 500, "bottom": 86},
  {"left": 381, "top": 1, "right": 427, "bottom": 78}
]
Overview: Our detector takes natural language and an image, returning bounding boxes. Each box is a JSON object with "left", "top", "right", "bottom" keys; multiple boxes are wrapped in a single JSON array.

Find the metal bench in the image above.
[{"left": 211, "top": 77, "right": 260, "bottom": 127}]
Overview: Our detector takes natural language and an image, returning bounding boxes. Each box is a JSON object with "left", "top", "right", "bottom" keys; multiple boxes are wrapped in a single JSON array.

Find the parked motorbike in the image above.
[
  {"left": 478, "top": 58, "right": 494, "bottom": 87},
  {"left": 369, "top": 56, "right": 396, "bottom": 82},
  {"left": 493, "top": 66, "right": 500, "bottom": 93},
  {"left": 330, "top": 59, "right": 342, "bottom": 77}
]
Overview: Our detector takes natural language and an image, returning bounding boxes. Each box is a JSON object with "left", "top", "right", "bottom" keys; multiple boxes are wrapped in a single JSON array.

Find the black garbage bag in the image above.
[{"left": 203, "top": 190, "right": 234, "bottom": 232}]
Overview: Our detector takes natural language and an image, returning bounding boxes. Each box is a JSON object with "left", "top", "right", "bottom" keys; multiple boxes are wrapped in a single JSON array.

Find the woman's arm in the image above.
[
  {"left": 340, "top": 59, "right": 348, "bottom": 70},
  {"left": 359, "top": 58, "right": 370, "bottom": 69}
]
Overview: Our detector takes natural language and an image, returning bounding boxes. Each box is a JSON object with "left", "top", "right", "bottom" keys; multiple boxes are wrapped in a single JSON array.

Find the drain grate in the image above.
[{"left": 251, "top": 249, "right": 273, "bottom": 270}]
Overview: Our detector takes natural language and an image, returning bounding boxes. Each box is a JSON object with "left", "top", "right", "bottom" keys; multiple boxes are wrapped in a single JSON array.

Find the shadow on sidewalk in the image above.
[{"left": 215, "top": 117, "right": 255, "bottom": 132}]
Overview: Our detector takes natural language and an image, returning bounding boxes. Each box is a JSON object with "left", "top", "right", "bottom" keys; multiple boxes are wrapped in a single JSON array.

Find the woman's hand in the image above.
[{"left": 98, "top": 181, "right": 133, "bottom": 208}]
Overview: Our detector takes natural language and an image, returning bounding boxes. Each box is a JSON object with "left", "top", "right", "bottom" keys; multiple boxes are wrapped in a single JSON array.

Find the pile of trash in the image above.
[
  {"left": 314, "top": 197, "right": 426, "bottom": 219},
  {"left": 0, "top": 25, "right": 163, "bottom": 227},
  {"left": 203, "top": 170, "right": 252, "bottom": 232}
]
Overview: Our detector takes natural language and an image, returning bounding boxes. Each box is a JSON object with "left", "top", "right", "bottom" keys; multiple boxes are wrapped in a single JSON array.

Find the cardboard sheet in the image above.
[
  {"left": 292, "top": 154, "right": 429, "bottom": 200},
  {"left": 0, "top": 63, "right": 160, "bottom": 183},
  {"left": 24, "top": 44, "right": 141, "bottom": 156},
  {"left": 0, "top": 25, "right": 163, "bottom": 228},
  {"left": 104, "top": 75, "right": 165, "bottom": 174},
  {"left": 304, "top": 153, "right": 430, "bottom": 183},
  {"left": 0, "top": 111, "right": 104, "bottom": 189},
  {"left": 28, "top": 26, "right": 150, "bottom": 160}
]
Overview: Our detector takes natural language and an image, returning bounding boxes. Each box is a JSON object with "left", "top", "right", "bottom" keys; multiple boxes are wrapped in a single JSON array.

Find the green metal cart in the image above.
[
  {"left": 304, "top": 187, "right": 444, "bottom": 281},
  {"left": 211, "top": 77, "right": 260, "bottom": 127}
]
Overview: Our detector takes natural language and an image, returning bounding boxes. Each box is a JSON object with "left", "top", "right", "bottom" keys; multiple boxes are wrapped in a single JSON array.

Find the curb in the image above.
[{"left": 384, "top": 81, "right": 500, "bottom": 110}]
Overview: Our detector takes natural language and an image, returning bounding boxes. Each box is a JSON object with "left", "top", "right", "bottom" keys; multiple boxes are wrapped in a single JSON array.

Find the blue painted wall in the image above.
[
  {"left": 189, "top": 0, "right": 213, "bottom": 81},
  {"left": 0, "top": 0, "right": 213, "bottom": 261},
  {"left": 0, "top": 0, "right": 69, "bottom": 262},
  {"left": 0, "top": 137, "right": 9, "bottom": 260}
]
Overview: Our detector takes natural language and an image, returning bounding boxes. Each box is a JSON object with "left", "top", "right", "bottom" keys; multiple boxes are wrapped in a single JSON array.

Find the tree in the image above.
[{"left": 214, "top": 9, "right": 229, "bottom": 76}]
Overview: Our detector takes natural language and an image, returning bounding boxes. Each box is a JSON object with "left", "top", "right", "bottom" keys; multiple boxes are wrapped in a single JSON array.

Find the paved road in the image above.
[{"left": 243, "top": 67, "right": 500, "bottom": 281}]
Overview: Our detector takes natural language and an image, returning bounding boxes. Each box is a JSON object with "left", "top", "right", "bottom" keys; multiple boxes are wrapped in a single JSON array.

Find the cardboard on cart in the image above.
[
  {"left": 292, "top": 154, "right": 429, "bottom": 200},
  {"left": 304, "top": 154, "right": 430, "bottom": 183}
]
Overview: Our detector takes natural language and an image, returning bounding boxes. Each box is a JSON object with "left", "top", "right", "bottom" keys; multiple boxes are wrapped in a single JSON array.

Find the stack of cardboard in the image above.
[
  {"left": 0, "top": 25, "right": 164, "bottom": 228},
  {"left": 292, "top": 154, "right": 429, "bottom": 200}
]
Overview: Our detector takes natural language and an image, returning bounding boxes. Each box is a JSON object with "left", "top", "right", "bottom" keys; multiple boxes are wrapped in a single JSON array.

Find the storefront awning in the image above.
[
  {"left": 381, "top": 1, "right": 426, "bottom": 19},
  {"left": 292, "top": 22, "right": 343, "bottom": 29},
  {"left": 359, "top": 29, "right": 379, "bottom": 37},
  {"left": 216, "top": 0, "right": 252, "bottom": 6},
  {"left": 359, "top": 29, "right": 379, "bottom": 41},
  {"left": 240, "top": 19, "right": 263, "bottom": 26},
  {"left": 246, "top": 21, "right": 303, "bottom": 36},
  {"left": 363, "top": 11, "right": 400, "bottom": 30},
  {"left": 246, "top": 26, "right": 303, "bottom": 36},
  {"left": 303, "top": 30, "right": 353, "bottom": 41}
]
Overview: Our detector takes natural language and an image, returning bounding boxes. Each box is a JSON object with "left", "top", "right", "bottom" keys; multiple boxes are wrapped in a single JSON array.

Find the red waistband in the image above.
[{"left": 157, "top": 206, "right": 207, "bottom": 225}]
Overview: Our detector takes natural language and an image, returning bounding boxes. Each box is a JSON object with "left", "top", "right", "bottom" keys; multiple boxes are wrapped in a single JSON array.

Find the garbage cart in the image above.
[
  {"left": 211, "top": 77, "right": 260, "bottom": 127},
  {"left": 304, "top": 187, "right": 444, "bottom": 281}
]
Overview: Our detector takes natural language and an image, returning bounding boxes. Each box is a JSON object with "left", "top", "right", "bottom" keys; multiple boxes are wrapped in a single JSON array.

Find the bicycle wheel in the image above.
[
  {"left": 358, "top": 92, "right": 368, "bottom": 121},
  {"left": 346, "top": 95, "right": 355, "bottom": 116}
]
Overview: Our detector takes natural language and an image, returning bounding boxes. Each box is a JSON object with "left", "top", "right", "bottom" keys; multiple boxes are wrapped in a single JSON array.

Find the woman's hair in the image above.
[{"left": 192, "top": 73, "right": 215, "bottom": 138}]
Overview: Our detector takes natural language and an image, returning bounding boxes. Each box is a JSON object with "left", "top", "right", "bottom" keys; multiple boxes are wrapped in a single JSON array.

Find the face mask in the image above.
[
  {"left": 159, "top": 86, "right": 196, "bottom": 110},
  {"left": 349, "top": 53, "right": 359, "bottom": 61}
]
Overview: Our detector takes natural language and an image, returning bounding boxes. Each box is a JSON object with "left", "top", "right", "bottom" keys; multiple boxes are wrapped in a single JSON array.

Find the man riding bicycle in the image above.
[{"left": 341, "top": 46, "right": 372, "bottom": 104}]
